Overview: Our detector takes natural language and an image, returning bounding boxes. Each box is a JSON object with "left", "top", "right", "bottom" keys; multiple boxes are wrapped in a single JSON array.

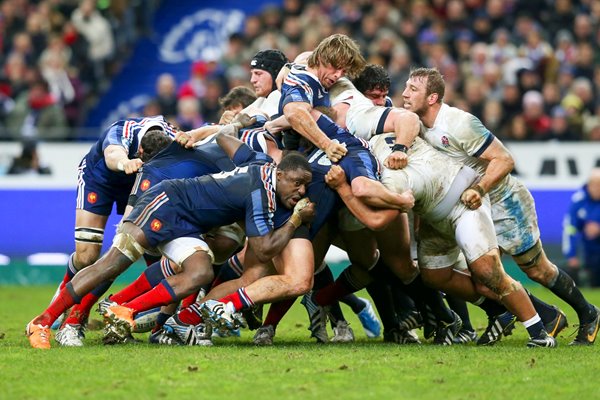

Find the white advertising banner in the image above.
[{"left": 0, "top": 141, "right": 599, "bottom": 189}]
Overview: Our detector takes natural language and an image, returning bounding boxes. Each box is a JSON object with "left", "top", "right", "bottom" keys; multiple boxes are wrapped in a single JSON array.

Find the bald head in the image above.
[{"left": 588, "top": 168, "right": 600, "bottom": 200}]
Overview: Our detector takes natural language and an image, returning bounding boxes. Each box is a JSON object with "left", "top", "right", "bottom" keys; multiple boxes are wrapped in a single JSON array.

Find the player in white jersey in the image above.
[
  {"left": 356, "top": 133, "right": 555, "bottom": 347},
  {"left": 327, "top": 64, "right": 419, "bottom": 170},
  {"left": 398, "top": 67, "right": 599, "bottom": 345},
  {"left": 327, "top": 65, "right": 472, "bottom": 343}
]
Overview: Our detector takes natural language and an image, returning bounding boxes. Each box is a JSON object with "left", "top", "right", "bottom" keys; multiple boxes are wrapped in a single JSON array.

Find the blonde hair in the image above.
[{"left": 308, "top": 34, "right": 365, "bottom": 79}]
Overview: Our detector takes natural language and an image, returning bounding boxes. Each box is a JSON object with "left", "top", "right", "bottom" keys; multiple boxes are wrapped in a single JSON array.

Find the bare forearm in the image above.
[
  {"left": 104, "top": 145, "right": 129, "bottom": 171},
  {"left": 337, "top": 183, "right": 396, "bottom": 230},
  {"left": 479, "top": 157, "right": 513, "bottom": 194},
  {"left": 187, "top": 125, "right": 220, "bottom": 142},
  {"left": 352, "top": 179, "right": 408, "bottom": 210},
  {"left": 393, "top": 110, "right": 420, "bottom": 146},
  {"left": 250, "top": 223, "right": 298, "bottom": 263},
  {"left": 286, "top": 108, "right": 330, "bottom": 150},
  {"left": 266, "top": 115, "right": 291, "bottom": 133}
]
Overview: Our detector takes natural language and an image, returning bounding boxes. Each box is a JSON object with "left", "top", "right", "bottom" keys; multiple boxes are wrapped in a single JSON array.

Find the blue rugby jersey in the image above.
[
  {"left": 302, "top": 114, "right": 380, "bottom": 238},
  {"left": 129, "top": 139, "right": 236, "bottom": 206},
  {"left": 563, "top": 184, "right": 600, "bottom": 264},
  {"left": 82, "top": 116, "right": 177, "bottom": 187},
  {"left": 147, "top": 145, "right": 283, "bottom": 241},
  {"left": 280, "top": 64, "right": 330, "bottom": 111}
]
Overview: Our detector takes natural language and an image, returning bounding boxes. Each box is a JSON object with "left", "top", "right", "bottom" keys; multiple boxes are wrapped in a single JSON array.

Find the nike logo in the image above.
[
  {"left": 548, "top": 313, "right": 563, "bottom": 336},
  {"left": 587, "top": 322, "right": 599, "bottom": 343}
]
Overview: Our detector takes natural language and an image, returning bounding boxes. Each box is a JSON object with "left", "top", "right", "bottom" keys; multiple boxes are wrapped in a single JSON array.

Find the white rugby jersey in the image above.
[
  {"left": 370, "top": 134, "right": 465, "bottom": 217},
  {"left": 421, "top": 103, "right": 515, "bottom": 202},
  {"left": 328, "top": 77, "right": 373, "bottom": 108}
]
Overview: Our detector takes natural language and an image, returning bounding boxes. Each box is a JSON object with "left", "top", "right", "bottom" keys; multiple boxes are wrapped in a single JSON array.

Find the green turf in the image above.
[{"left": 1, "top": 285, "right": 599, "bottom": 400}]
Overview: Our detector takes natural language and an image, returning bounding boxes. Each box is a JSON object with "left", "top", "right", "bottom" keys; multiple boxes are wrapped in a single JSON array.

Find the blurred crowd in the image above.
[
  {"left": 0, "top": 0, "right": 158, "bottom": 141},
  {"left": 3, "top": 0, "right": 600, "bottom": 143}
]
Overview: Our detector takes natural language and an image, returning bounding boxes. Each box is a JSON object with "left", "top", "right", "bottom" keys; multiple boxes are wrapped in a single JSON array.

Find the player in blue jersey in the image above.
[
  {"left": 45, "top": 117, "right": 176, "bottom": 325},
  {"left": 56, "top": 137, "right": 247, "bottom": 346},
  {"left": 26, "top": 132, "right": 314, "bottom": 349},
  {"left": 563, "top": 168, "right": 600, "bottom": 287},
  {"left": 55, "top": 87, "right": 261, "bottom": 346},
  {"left": 181, "top": 110, "right": 449, "bottom": 347},
  {"left": 157, "top": 109, "right": 378, "bottom": 345},
  {"left": 279, "top": 34, "right": 365, "bottom": 163}
]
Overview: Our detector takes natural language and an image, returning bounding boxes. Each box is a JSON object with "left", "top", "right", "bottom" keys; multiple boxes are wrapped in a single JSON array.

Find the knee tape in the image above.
[
  {"left": 209, "top": 223, "right": 246, "bottom": 247},
  {"left": 514, "top": 240, "right": 543, "bottom": 269},
  {"left": 112, "top": 233, "right": 145, "bottom": 262},
  {"left": 75, "top": 227, "right": 104, "bottom": 245}
]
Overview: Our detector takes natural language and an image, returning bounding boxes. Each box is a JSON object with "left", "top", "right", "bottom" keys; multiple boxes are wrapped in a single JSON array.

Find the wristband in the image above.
[
  {"left": 288, "top": 212, "right": 303, "bottom": 228},
  {"left": 117, "top": 160, "right": 125, "bottom": 171},
  {"left": 470, "top": 184, "right": 485, "bottom": 197},
  {"left": 391, "top": 144, "right": 408, "bottom": 153}
]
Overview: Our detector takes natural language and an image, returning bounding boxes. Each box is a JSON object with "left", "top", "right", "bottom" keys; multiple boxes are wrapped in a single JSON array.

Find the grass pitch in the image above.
[{"left": 1, "top": 285, "right": 599, "bottom": 400}]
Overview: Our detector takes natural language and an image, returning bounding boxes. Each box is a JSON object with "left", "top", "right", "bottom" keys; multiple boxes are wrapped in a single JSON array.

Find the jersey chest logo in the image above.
[
  {"left": 441, "top": 135, "right": 450, "bottom": 147},
  {"left": 141, "top": 179, "right": 151, "bottom": 191}
]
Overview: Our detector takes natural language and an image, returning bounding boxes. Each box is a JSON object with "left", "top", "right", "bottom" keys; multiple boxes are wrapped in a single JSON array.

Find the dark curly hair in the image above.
[
  {"left": 352, "top": 64, "right": 391, "bottom": 94},
  {"left": 138, "top": 128, "right": 172, "bottom": 162}
]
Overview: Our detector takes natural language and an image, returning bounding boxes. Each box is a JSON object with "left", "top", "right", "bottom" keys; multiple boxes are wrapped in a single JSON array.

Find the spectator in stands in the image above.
[
  {"left": 200, "top": 79, "right": 224, "bottom": 123},
  {"left": 5, "top": 77, "right": 67, "bottom": 140},
  {"left": 548, "top": 106, "right": 581, "bottom": 141},
  {"left": 482, "top": 99, "right": 504, "bottom": 136},
  {"left": 10, "top": 32, "right": 36, "bottom": 67},
  {"left": 39, "top": 35, "right": 75, "bottom": 105},
  {"left": 71, "top": 0, "right": 115, "bottom": 91},
  {"left": 178, "top": 61, "right": 208, "bottom": 100},
  {"left": 563, "top": 168, "right": 600, "bottom": 286},
  {"left": 7, "top": 139, "right": 51, "bottom": 175},
  {"left": 176, "top": 96, "right": 203, "bottom": 132},
  {"left": 3, "top": 53, "right": 29, "bottom": 100},
  {"left": 488, "top": 28, "right": 517, "bottom": 66},
  {"left": 521, "top": 90, "right": 551, "bottom": 140},
  {"left": 153, "top": 73, "right": 178, "bottom": 119}
]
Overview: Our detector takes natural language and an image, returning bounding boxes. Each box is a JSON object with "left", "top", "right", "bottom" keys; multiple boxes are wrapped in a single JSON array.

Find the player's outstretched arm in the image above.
[
  {"left": 264, "top": 114, "right": 291, "bottom": 134},
  {"left": 384, "top": 109, "right": 420, "bottom": 170},
  {"left": 284, "top": 102, "right": 347, "bottom": 162},
  {"left": 461, "top": 138, "right": 514, "bottom": 210},
  {"left": 176, "top": 125, "right": 220, "bottom": 148},
  {"left": 104, "top": 144, "right": 142, "bottom": 174},
  {"left": 326, "top": 165, "right": 398, "bottom": 231}
]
